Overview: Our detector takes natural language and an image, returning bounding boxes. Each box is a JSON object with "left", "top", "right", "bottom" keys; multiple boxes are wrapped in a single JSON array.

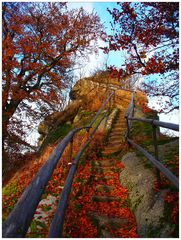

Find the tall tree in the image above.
[
  {"left": 2, "top": 2, "right": 102, "bottom": 169},
  {"left": 103, "top": 2, "right": 179, "bottom": 112}
]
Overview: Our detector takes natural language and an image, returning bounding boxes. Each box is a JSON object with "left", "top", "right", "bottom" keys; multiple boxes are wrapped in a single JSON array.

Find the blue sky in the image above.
[
  {"left": 24, "top": 1, "right": 179, "bottom": 145},
  {"left": 93, "top": 2, "right": 126, "bottom": 67},
  {"left": 68, "top": 2, "right": 125, "bottom": 69},
  {"left": 67, "top": 2, "right": 179, "bottom": 135}
]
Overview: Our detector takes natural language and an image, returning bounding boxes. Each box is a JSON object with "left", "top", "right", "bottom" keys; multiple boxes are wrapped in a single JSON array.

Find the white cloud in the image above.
[
  {"left": 159, "top": 109, "right": 179, "bottom": 137},
  {"left": 73, "top": 39, "right": 107, "bottom": 80},
  {"left": 67, "top": 2, "right": 94, "bottom": 13},
  {"left": 148, "top": 96, "right": 179, "bottom": 137},
  {"left": 67, "top": 3, "right": 107, "bottom": 80}
]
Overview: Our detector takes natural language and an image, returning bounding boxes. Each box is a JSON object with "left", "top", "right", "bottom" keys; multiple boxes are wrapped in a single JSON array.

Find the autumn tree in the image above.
[
  {"left": 103, "top": 2, "right": 179, "bottom": 112},
  {"left": 2, "top": 2, "right": 102, "bottom": 170}
]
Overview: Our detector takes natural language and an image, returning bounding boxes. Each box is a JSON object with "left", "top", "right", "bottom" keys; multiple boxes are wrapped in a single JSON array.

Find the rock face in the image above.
[
  {"left": 119, "top": 152, "right": 172, "bottom": 237},
  {"left": 37, "top": 74, "right": 147, "bottom": 145}
]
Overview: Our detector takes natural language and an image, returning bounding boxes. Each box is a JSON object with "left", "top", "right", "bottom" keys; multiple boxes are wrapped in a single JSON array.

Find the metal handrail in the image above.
[
  {"left": 127, "top": 117, "right": 179, "bottom": 131},
  {"left": 49, "top": 111, "right": 108, "bottom": 237},
  {"left": 2, "top": 92, "right": 114, "bottom": 238},
  {"left": 128, "top": 139, "right": 179, "bottom": 189},
  {"left": 89, "top": 92, "right": 114, "bottom": 127},
  {"left": 125, "top": 93, "right": 135, "bottom": 118},
  {"left": 2, "top": 127, "right": 89, "bottom": 238},
  {"left": 125, "top": 92, "right": 179, "bottom": 190}
]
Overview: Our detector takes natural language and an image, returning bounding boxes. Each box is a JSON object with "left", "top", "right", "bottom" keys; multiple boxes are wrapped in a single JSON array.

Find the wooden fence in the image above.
[{"left": 125, "top": 92, "right": 179, "bottom": 190}]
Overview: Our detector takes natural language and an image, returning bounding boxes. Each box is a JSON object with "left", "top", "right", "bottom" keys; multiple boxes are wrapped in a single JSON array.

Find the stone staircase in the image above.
[
  {"left": 87, "top": 109, "right": 134, "bottom": 237},
  {"left": 103, "top": 110, "right": 127, "bottom": 155},
  {"left": 88, "top": 156, "right": 130, "bottom": 237}
]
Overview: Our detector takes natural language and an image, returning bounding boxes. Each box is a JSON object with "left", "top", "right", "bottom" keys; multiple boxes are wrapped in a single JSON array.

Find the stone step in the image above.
[
  {"left": 95, "top": 160, "right": 115, "bottom": 167},
  {"left": 111, "top": 130, "right": 125, "bottom": 135},
  {"left": 103, "top": 148, "right": 122, "bottom": 155},
  {"left": 112, "top": 127, "right": 126, "bottom": 131},
  {"left": 95, "top": 185, "right": 115, "bottom": 193},
  {"left": 94, "top": 167, "right": 115, "bottom": 174},
  {"left": 112, "top": 128, "right": 126, "bottom": 133},
  {"left": 104, "top": 144, "right": 122, "bottom": 151},
  {"left": 94, "top": 175, "right": 113, "bottom": 181},
  {"left": 88, "top": 211, "right": 129, "bottom": 230},
  {"left": 113, "top": 122, "right": 126, "bottom": 127},
  {"left": 92, "top": 195, "right": 120, "bottom": 202},
  {"left": 109, "top": 134, "right": 125, "bottom": 139},
  {"left": 106, "top": 145, "right": 123, "bottom": 151},
  {"left": 114, "top": 119, "right": 125, "bottom": 123},
  {"left": 108, "top": 141, "right": 124, "bottom": 147},
  {"left": 109, "top": 135, "right": 125, "bottom": 141},
  {"left": 108, "top": 134, "right": 125, "bottom": 143},
  {"left": 100, "top": 229, "right": 112, "bottom": 238},
  {"left": 107, "top": 139, "right": 125, "bottom": 147},
  {"left": 109, "top": 132, "right": 123, "bottom": 137},
  {"left": 118, "top": 112, "right": 126, "bottom": 115},
  {"left": 113, "top": 126, "right": 126, "bottom": 130}
]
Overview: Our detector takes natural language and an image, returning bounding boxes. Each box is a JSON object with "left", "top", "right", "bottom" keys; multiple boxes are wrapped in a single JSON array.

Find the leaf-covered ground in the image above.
[
  {"left": 2, "top": 131, "right": 138, "bottom": 237},
  {"left": 2, "top": 103, "right": 179, "bottom": 237},
  {"left": 63, "top": 156, "right": 138, "bottom": 237}
]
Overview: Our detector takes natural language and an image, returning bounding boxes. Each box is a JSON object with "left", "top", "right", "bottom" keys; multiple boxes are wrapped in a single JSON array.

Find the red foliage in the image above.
[
  {"left": 3, "top": 132, "right": 138, "bottom": 237},
  {"left": 165, "top": 192, "right": 179, "bottom": 224},
  {"left": 104, "top": 2, "right": 178, "bottom": 80},
  {"left": 2, "top": 2, "right": 103, "bottom": 162},
  {"left": 153, "top": 172, "right": 179, "bottom": 229}
]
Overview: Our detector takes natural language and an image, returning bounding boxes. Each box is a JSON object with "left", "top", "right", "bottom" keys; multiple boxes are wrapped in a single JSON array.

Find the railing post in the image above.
[
  {"left": 87, "top": 128, "right": 90, "bottom": 140},
  {"left": 69, "top": 137, "right": 73, "bottom": 162},
  {"left": 152, "top": 125, "right": 161, "bottom": 185},
  {"left": 104, "top": 107, "right": 110, "bottom": 129},
  {"left": 125, "top": 115, "right": 130, "bottom": 143},
  {"left": 113, "top": 90, "right": 116, "bottom": 107},
  {"left": 132, "top": 91, "right": 136, "bottom": 117},
  {"left": 109, "top": 96, "right": 112, "bottom": 109}
]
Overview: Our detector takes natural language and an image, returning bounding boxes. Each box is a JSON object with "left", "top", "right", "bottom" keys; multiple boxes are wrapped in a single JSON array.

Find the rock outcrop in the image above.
[
  {"left": 120, "top": 152, "right": 173, "bottom": 237},
  {"left": 37, "top": 72, "right": 147, "bottom": 146}
]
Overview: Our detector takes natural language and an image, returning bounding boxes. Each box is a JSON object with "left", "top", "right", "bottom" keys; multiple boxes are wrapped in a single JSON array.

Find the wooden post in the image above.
[
  {"left": 87, "top": 128, "right": 90, "bottom": 140},
  {"left": 125, "top": 116, "right": 130, "bottom": 140},
  {"left": 109, "top": 97, "right": 112, "bottom": 109},
  {"left": 152, "top": 125, "right": 161, "bottom": 185},
  {"left": 69, "top": 137, "right": 73, "bottom": 162},
  {"left": 132, "top": 93, "right": 135, "bottom": 118},
  {"left": 113, "top": 90, "right": 116, "bottom": 107},
  {"left": 104, "top": 107, "right": 110, "bottom": 129}
]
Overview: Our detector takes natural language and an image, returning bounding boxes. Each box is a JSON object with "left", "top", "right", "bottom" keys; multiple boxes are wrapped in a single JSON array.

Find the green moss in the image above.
[
  {"left": 132, "top": 194, "right": 144, "bottom": 211},
  {"left": 146, "top": 225, "right": 162, "bottom": 238},
  {"left": 131, "top": 121, "right": 153, "bottom": 138},
  {"left": 124, "top": 196, "right": 132, "bottom": 207},
  {"left": 27, "top": 220, "right": 46, "bottom": 237},
  {"left": 159, "top": 199, "right": 179, "bottom": 237},
  {"left": 91, "top": 217, "right": 99, "bottom": 228},
  {"left": 44, "top": 123, "right": 73, "bottom": 145},
  {"left": 3, "top": 182, "right": 18, "bottom": 196},
  {"left": 74, "top": 203, "right": 83, "bottom": 210},
  {"left": 41, "top": 205, "right": 52, "bottom": 212},
  {"left": 81, "top": 111, "right": 94, "bottom": 117},
  {"left": 75, "top": 110, "right": 95, "bottom": 126},
  {"left": 157, "top": 137, "right": 178, "bottom": 145},
  {"left": 49, "top": 124, "right": 73, "bottom": 143}
]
